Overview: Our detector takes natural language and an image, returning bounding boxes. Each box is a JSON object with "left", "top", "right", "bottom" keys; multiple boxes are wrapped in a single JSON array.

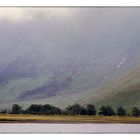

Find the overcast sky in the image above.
[{"left": 0, "top": 8, "right": 140, "bottom": 69}]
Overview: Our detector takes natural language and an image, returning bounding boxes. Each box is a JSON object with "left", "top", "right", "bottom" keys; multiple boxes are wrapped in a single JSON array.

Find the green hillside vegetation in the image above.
[
  {"left": 91, "top": 66, "right": 140, "bottom": 111},
  {"left": 0, "top": 65, "right": 140, "bottom": 112}
]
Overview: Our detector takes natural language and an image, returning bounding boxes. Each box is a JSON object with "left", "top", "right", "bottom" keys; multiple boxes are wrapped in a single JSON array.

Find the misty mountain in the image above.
[{"left": 0, "top": 8, "right": 140, "bottom": 108}]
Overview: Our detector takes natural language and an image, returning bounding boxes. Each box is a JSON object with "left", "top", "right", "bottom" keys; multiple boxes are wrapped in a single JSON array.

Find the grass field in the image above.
[{"left": 0, "top": 114, "right": 140, "bottom": 124}]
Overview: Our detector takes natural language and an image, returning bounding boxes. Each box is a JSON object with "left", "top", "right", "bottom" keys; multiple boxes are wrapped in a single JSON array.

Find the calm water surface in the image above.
[{"left": 0, "top": 123, "right": 140, "bottom": 133}]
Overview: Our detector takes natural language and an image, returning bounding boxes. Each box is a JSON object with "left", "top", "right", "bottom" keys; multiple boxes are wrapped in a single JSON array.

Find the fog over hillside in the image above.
[{"left": 0, "top": 8, "right": 140, "bottom": 108}]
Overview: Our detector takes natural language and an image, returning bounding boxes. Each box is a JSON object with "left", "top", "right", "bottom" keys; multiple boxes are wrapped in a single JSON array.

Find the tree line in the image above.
[{"left": 0, "top": 104, "right": 140, "bottom": 117}]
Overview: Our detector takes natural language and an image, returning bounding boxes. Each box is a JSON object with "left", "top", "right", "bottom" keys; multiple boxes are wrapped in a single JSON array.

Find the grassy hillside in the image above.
[
  {"left": 89, "top": 66, "right": 140, "bottom": 111},
  {"left": 1, "top": 66, "right": 140, "bottom": 111}
]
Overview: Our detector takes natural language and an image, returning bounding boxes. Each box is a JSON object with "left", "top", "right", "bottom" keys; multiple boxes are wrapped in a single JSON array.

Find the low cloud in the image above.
[{"left": 0, "top": 8, "right": 76, "bottom": 23}]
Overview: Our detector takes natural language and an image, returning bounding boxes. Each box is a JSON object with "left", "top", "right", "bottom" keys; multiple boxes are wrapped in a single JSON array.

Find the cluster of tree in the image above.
[
  {"left": 65, "top": 104, "right": 96, "bottom": 115},
  {"left": 131, "top": 107, "right": 140, "bottom": 117},
  {"left": 11, "top": 104, "right": 62, "bottom": 115},
  {"left": 0, "top": 104, "right": 140, "bottom": 117}
]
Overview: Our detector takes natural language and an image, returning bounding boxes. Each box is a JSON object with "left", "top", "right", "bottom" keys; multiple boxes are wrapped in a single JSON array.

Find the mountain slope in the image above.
[
  {"left": 87, "top": 66, "right": 140, "bottom": 110},
  {"left": 1, "top": 65, "right": 140, "bottom": 110}
]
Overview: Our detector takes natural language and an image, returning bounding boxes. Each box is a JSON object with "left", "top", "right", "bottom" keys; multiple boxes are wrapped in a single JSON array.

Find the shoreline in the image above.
[
  {"left": 0, "top": 121, "right": 140, "bottom": 124},
  {"left": 0, "top": 114, "right": 140, "bottom": 124}
]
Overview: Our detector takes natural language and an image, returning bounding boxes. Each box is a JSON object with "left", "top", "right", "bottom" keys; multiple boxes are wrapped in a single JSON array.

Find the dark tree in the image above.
[
  {"left": 11, "top": 104, "right": 22, "bottom": 114},
  {"left": 132, "top": 107, "right": 140, "bottom": 117},
  {"left": 0, "top": 109, "right": 8, "bottom": 114},
  {"left": 53, "top": 107, "right": 62, "bottom": 115},
  {"left": 65, "top": 104, "right": 83, "bottom": 115},
  {"left": 26, "top": 104, "right": 43, "bottom": 114},
  {"left": 26, "top": 104, "right": 62, "bottom": 115},
  {"left": 42, "top": 104, "right": 62, "bottom": 115},
  {"left": 42, "top": 104, "right": 54, "bottom": 115},
  {"left": 87, "top": 104, "right": 96, "bottom": 115},
  {"left": 98, "top": 105, "right": 115, "bottom": 116},
  {"left": 80, "top": 107, "right": 87, "bottom": 115},
  {"left": 98, "top": 106, "right": 106, "bottom": 116},
  {"left": 116, "top": 107, "right": 126, "bottom": 116}
]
